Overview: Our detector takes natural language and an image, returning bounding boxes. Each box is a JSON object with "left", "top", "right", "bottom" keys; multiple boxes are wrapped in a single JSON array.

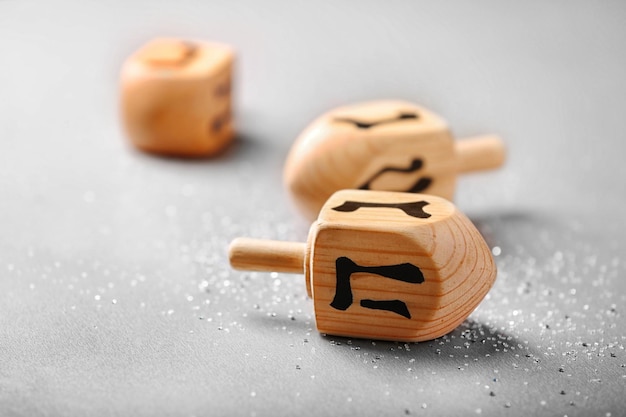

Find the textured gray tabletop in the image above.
[{"left": 1, "top": 1, "right": 625, "bottom": 416}]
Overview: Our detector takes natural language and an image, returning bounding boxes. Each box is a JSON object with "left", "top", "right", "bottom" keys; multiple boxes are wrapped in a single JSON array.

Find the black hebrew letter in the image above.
[
  {"left": 332, "top": 200, "right": 431, "bottom": 219},
  {"left": 330, "top": 257, "right": 425, "bottom": 319},
  {"left": 360, "top": 300, "right": 411, "bottom": 319},
  {"left": 333, "top": 112, "right": 419, "bottom": 129},
  {"left": 358, "top": 158, "right": 433, "bottom": 194}
]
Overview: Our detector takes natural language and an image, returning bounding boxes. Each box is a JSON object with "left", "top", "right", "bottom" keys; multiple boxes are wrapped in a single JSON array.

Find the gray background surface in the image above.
[{"left": 1, "top": 1, "right": 625, "bottom": 416}]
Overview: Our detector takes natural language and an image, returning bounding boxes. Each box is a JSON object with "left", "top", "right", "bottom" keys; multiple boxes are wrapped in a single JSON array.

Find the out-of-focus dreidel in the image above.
[
  {"left": 120, "top": 38, "right": 235, "bottom": 157},
  {"left": 229, "top": 189, "right": 496, "bottom": 342},
  {"left": 284, "top": 100, "right": 506, "bottom": 220}
]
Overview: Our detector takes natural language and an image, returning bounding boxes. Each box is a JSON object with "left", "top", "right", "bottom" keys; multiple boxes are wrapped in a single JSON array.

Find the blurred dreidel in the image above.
[
  {"left": 120, "top": 37, "right": 235, "bottom": 157},
  {"left": 284, "top": 100, "right": 506, "bottom": 219},
  {"left": 229, "top": 189, "right": 497, "bottom": 342}
]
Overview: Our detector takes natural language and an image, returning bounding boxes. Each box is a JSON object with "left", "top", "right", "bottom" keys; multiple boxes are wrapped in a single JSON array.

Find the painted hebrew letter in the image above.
[
  {"left": 331, "top": 200, "right": 431, "bottom": 219},
  {"left": 358, "top": 158, "right": 433, "bottom": 194},
  {"left": 330, "top": 257, "right": 424, "bottom": 319},
  {"left": 333, "top": 112, "right": 419, "bottom": 129}
]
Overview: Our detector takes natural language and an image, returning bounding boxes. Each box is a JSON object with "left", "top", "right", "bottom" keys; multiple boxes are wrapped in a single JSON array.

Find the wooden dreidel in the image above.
[
  {"left": 120, "top": 38, "right": 235, "bottom": 157},
  {"left": 229, "top": 189, "right": 497, "bottom": 342},
  {"left": 284, "top": 100, "right": 506, "bottom": 219}
]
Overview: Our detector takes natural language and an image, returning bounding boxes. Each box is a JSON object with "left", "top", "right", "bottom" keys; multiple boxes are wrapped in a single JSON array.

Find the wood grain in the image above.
[{"left": 309, "top": 190, "right": 496, "bottom": 342}]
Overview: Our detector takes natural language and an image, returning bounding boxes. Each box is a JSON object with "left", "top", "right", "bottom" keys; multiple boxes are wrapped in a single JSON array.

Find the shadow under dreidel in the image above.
[
  {"left": 126, "top": 129, "right": 271, "bottom": 165},
  {"left": 206, "top": 130, "right": 273, "bottom": 162},
  {"left": 244, "top": 305, "right": 537, "bottom": 364},
  {"left": 244, "top": 307, "right": 317, "bottom": 335},
  {"left": 320, "top": 318, "right": 538, "bottom": 364}
]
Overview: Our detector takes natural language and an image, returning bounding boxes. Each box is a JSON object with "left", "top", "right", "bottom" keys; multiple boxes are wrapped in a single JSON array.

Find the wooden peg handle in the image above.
[
  {"left": 455, "top": 134, "right": 506, "bottom": 174},
  {"left": 228, "top": 238, "right": 306, "bottom": 274}
]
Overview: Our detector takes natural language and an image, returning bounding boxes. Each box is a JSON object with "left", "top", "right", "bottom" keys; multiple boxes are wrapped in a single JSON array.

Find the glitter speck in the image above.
[{"left": 492, "top": 246, "right": 502, "bottom": 256}]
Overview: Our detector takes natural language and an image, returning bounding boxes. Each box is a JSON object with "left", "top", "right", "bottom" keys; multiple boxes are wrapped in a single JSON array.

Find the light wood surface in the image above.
[
  {"left": 284, "top": 100, "right": 505, "bottom": 220},
  {"left": 229, "top": 189, "right": 497, "bottom": 342},
  {"left": 120, "top": 38, "right": 235, "bottom": 157}
]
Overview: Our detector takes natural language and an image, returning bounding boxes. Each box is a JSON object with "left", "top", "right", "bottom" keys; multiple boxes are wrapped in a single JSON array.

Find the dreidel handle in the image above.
[
  {"left": 229, "top": 238, "right": 306, "bottom": 274},
  {"left": 455, "top": 134, "right": 506, "bottom": 174}
]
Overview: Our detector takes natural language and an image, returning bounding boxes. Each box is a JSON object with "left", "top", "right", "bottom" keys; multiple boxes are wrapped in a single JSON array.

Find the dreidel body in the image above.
[
  {"left": 120, "top": 38, "right": 235, "bottom": 157},
  {"left": 283, "top": 100, "right": 506, "bottom": 220},
  {"left": 229, "top": 190, "right": 497, "bottom": 342}
]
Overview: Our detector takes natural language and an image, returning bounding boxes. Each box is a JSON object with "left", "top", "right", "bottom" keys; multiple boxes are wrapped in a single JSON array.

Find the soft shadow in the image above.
[
  {"left": 319, "top": 318, "right": 538, "bottom": 364},
  {"left": 213, "top": 131, "right": 274, "bottom": 162},
  {"left": 245, "top": 311, "right": 538, "bottom": 364},
  {"left": 128, "top": 131, "right": 272, "bottom": 165},
  {"left": 244, "top": 310, "right": 317, "bottom": 334}
]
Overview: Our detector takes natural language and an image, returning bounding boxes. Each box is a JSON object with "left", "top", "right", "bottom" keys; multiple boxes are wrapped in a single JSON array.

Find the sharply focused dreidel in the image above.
[
  {"left": 120, "top": 38, "right": 235, "bottom": 157},
  {"left": 284, "top": 100, "right": 506, "bottom": 219},
  {"left": 229, "top": 189, "right": 497, "bottom": 342}
]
